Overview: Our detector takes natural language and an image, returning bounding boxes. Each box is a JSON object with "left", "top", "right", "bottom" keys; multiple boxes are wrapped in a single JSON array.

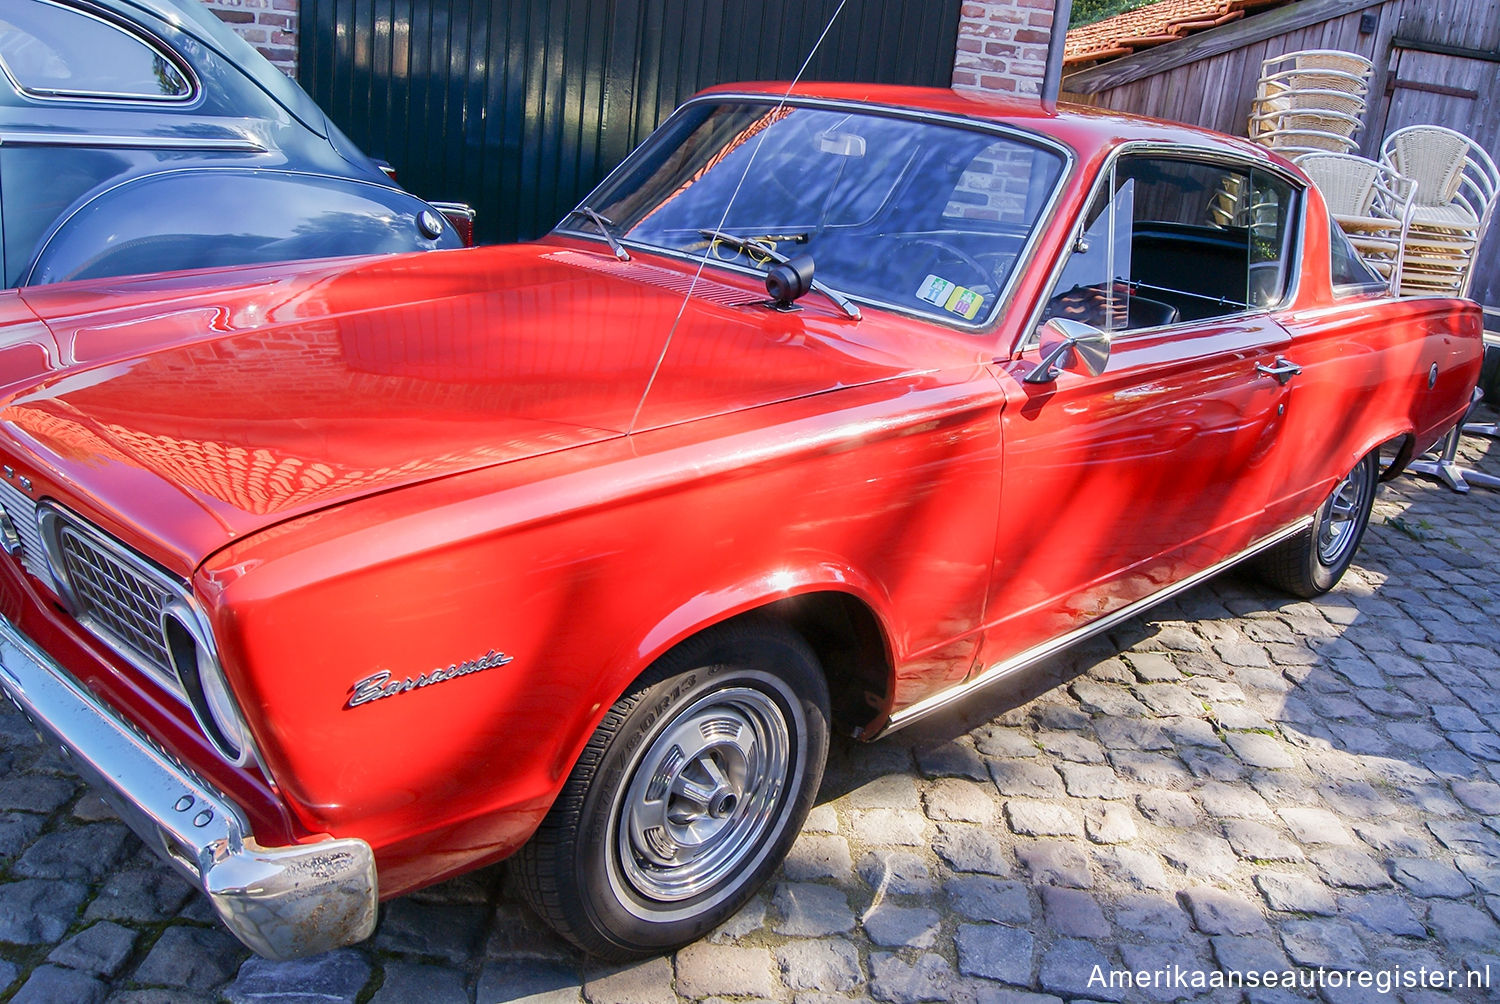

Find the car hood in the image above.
[{"left": 2, "top": 244, "right": 923, "bottom": 570}]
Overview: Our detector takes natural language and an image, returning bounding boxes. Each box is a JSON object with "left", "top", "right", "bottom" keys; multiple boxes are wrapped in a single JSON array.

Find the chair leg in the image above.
[
  {"left": 1405, "top": 426, "right": 1476, "bottom": 493},
  {"left": 1405, "top": 389, "right": 1500, "bottom": 492}
]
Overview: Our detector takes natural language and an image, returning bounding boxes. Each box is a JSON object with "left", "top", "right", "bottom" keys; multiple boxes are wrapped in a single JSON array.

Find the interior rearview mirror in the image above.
[
  {"left": 817, "top": 131, "right": 866, "bottom": 157},
  {"left": 1024, "top": 317, "right": 1112, "bottom": 384}
]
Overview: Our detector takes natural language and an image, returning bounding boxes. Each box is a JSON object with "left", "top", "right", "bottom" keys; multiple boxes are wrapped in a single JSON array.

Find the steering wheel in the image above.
[{"left": 899, "top": 237, "right": 994, "bottom": 291}]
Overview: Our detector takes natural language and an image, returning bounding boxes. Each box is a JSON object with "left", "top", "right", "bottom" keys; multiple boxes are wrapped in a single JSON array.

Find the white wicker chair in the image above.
[
  {"left": 1249, "top": 49, "right": 1372, "bottom": 158},
  {"left": 1296, "top": 152, "right": 1415, "bottom": 294},
  {"left": 1380, "top": 125, "right": 1500, "bottom": 297}
]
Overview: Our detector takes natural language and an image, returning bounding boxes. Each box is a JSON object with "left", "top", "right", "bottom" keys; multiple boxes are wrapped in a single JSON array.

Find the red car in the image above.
[{"left": 0, "top": 84, "right": 1480, "bottom": 961}]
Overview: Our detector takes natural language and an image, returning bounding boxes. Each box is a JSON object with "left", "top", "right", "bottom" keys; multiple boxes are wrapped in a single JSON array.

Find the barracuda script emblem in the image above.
[{"left": 345, "top": 650, "right": 513, "bottom": 709}]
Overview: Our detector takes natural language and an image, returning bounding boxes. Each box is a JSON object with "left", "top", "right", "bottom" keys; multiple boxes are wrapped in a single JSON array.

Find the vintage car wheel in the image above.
[
  {"left": 514, "top": 619, "right": 830, "bottom": 959},
  {"left": 1256, "top": 451, "right": 1378, "bottom": 598}
]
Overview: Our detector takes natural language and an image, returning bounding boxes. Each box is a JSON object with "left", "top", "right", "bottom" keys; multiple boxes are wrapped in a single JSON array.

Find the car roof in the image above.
[{"left": 696, "top": 81, "right": 1297, "bottom": 173}]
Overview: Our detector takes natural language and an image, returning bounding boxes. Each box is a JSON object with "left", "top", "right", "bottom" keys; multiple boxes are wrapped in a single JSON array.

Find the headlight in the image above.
[{"left": 162, "top": 601, "right": 253, "bottom": 767}]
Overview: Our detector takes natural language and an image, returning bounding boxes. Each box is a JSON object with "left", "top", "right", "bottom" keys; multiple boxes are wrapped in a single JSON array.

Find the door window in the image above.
[
  {"left": 1041, "top": 154, "right": 1299, "bottom": 334},
  {"left": 0, "top": 1, "right": 191, "bottom": 101}
]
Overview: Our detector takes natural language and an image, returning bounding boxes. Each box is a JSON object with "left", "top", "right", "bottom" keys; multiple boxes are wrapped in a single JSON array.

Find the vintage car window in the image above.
[
  {"left": 0, "top": 1, "right": 191, "bottom": 101},
  {"left": 581, "top": 101, "right": 1065, "bottom": 325},
  {"left": 1041, "top": 174, "right": 1139, "bottom": 332},
  {"left": 1041, "top": 154, "right": 1300, "bottom": 336},
  {"left": 1329, "top": 216, "right": 1387, "bottom": 293},
  {"left": 1247, "top": 169, "right": 1297, "bottom": 307}
]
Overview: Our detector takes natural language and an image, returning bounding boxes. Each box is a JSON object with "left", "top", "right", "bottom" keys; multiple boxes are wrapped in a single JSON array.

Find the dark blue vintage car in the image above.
[{"left": 0, "top": 0, "right": 465, "bottom": 287}]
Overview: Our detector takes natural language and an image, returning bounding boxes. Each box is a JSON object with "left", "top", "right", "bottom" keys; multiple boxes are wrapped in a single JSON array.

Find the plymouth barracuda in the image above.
[
  {"left": 0, "top": 83, "right": 1481, "bottom": 961},
  {"left": 0, "top": 0, "right": 467, "bottom": 288}
]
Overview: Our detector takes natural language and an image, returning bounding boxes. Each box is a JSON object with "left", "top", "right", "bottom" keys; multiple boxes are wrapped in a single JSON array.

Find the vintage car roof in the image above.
[
  {"left": 110, "top": 0, "right": 331, "bottom": 137},
  {"left": 695, "top": 81, "right": 1297, "bottom": 174}
]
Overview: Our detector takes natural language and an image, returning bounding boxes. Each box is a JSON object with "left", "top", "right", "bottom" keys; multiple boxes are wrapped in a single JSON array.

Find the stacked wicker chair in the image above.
[
  {"left": 1249, "top": 50, "right": 1373, "bottom": 158},
  {"left": 1295, "top": 152, "right": 1415, "bottom": 293},
  {"left": 1379, "top": 125, "right": 1500, "bottom": 297}
]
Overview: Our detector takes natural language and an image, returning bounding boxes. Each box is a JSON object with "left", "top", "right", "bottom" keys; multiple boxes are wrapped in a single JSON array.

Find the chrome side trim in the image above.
[
  {"left": 0, "top": 132, "right": 266, "bottom": 152},
  {"left": 0, "top": 616, "right": 377, "bottom": 960},
  {"left": 880, "top": 516, "right": 1314, "bottom": 734}
]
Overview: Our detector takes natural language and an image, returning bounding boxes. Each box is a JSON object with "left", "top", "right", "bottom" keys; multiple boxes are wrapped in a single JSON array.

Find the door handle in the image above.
[{"left": 1256, "top": 356, "right": 1302, "bottom": 385}]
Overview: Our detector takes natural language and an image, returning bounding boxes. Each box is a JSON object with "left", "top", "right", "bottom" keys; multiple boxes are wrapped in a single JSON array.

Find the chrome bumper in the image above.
[{"left": 0, "top": 616, "right": 377, "bottom": 960}]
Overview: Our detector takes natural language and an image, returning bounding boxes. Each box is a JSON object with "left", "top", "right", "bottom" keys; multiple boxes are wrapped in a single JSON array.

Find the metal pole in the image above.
[{"left": 1042, "top": 0, "right": 1073, "bottom": 105}]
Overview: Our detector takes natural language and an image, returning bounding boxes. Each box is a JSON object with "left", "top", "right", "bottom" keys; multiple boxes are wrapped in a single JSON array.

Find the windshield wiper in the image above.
[
  {"left": 696, "top": 228, "right": 861, "bottom": 320},
  {"left": 568, "top": 206, "right": 630, "bottom": 262}
]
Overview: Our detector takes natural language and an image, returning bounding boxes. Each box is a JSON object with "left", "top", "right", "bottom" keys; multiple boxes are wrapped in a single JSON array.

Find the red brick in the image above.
[{"left": 1015, "top": 28, "right": 1050, "bottom": 43}]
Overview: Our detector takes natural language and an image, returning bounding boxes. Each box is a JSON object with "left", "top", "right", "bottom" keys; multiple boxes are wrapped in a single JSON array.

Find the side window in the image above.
[
  {"left": 0, "top": 1, "right": 191, "bottom": 101},
  {"left": 1042, "top": 155, "right": 1300, "bottom": 335}
]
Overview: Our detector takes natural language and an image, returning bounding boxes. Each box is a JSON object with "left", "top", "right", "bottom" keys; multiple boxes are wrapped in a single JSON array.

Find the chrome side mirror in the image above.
[{"left": 1023, "top": 317, "right": 1112, "bottom": 384}]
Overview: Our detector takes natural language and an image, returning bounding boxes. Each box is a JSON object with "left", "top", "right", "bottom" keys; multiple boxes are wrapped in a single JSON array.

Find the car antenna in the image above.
[{"left": 626, "top": 0, "right": 851, "bottom": 435}]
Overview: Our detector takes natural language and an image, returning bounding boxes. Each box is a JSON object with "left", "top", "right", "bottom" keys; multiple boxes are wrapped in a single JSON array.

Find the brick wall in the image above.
[
  {"left": 199, "top": 0, "right": 299, "bottom": 78},
  {"left": 953, "top": 0, "right": 1055, "bottom": 97}
]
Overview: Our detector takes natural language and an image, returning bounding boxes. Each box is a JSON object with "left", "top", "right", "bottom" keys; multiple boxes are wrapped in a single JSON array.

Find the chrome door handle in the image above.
[{"left": 1256, "top": 356, "right": 1302, "bottom": 385}]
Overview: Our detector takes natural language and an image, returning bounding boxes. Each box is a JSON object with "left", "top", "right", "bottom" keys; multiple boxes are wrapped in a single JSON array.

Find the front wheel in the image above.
[
  {"left": 514, "top": 619, "right": 830, "bottom": 959},
  {"left": 1255, "top": 451, "right": 1379, "bottom": 598}
]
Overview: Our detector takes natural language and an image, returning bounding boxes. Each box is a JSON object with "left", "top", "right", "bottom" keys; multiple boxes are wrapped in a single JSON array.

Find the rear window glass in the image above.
[
  {"left": 0, "top": 1, "right": 190, "bottom": 101},
  {"left": 1329, "top": 216, "right": 1387, "bottom": 292}
]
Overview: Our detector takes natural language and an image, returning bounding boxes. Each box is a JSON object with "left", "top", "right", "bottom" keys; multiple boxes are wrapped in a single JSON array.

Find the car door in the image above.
[{"left": 976, "top": 151, "right": 1302, "bottom": 664}]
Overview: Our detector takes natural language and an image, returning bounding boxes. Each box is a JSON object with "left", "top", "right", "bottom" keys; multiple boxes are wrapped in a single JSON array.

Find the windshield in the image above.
[{"left": 566, "top": 100, "right": 1066, "bottom": 325}]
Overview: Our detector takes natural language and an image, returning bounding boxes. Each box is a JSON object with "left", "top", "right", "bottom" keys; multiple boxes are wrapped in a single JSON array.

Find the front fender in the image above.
[{"left": 23, "top": 168, "right": 460, "bottom": 286}]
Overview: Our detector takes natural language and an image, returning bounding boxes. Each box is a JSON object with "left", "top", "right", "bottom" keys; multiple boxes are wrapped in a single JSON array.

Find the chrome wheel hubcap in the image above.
[
  {"left": 1317, "top": 461, "right": 1370, "bottom": 566},
  {"left": 614, "top": 686, "right": 791, "bottom": 907}
]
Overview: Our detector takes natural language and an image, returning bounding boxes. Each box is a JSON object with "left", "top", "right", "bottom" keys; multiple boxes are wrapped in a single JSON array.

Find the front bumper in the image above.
[{"left": 0, "top": 616, "right": 377, "bottom": 960}]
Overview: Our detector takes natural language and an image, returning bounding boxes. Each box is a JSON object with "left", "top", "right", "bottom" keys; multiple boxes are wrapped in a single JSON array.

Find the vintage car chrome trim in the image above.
[
  {"left": 345, "top": 649, "right": 514, "bottom": 709},
  {"left": 0, "top": 132, "right": 266, "bottom": 152},
  {"left": 1015, "top": 140, "right": 1308, "bottom": 356},
  {"left": 0, "top": 615, "right": 377, "bottom": 959},
  {"left": 35, "top": 503, "right": 262, "bottom": 768},
  {"left": 557, "top": 92, "right": 1076, "bottom": 336},
  {"left": 879, "top": 515, "right": 1314, "bottom": 734}
]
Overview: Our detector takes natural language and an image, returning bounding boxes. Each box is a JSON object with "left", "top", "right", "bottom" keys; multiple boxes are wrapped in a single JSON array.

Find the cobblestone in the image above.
[
  {"left": 224, "top": 950, "right": 371, "bottom": 1004},
  {"left": 47, "top": 921, "right": 136, "bottom": 978},
  {"left": 1254, "top": 871, "right": 1336, "bottom": 915},
  {"left": 675, "top": 943, "right": 775, "bottom": 999},
  {"left": 955, "top": 923, "right": 1033, "bottom": 985},
  {"left": 371, "top": 961, "right": 470, "bottom": 1004}
]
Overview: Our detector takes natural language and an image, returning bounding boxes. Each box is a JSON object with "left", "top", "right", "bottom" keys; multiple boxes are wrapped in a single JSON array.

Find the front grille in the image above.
[
  {"left": 40, "top": 509, "right": 183, "bottom": 694},
  {"left": 0, "top": 478, "right": 53, "bottom": 583}
]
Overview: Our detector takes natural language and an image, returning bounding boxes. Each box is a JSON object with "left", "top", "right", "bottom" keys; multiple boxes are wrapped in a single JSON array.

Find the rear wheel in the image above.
[
  {"left": 1255, "top": 451, "right": 1378, "bottom": 598},
  {"left": 514, "top": 619, "right": 829, "bottom": 959}
]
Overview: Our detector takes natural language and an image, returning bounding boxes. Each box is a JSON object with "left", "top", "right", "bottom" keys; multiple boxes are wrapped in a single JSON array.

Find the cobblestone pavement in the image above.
[{"left": 0, "top": 432, "right": 1498, "bottom": 1004}]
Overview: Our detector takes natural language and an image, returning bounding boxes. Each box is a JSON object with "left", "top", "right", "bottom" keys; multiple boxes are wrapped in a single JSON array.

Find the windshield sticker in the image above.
[{"left": 916, "top": 274, "right": 984, "bottom": 320}]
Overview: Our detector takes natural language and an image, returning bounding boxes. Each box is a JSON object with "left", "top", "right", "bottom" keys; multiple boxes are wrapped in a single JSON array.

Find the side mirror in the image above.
[{"left": 1023, "top": 317, "right": 1111, "bottom": 384}]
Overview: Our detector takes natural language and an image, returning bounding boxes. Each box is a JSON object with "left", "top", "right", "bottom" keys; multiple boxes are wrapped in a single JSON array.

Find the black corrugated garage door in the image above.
[{"left": 300, "top": 1, "right": 963, "bottom": 244}]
